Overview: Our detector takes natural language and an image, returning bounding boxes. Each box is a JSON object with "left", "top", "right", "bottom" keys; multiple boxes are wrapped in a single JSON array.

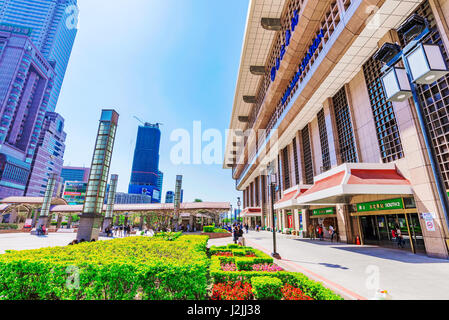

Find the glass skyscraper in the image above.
[
  {"left": 0, "top": 0, "right": 79, "bottom": 112},
  {"left": 129, "top": 123, "right": 162, "bottom": 203},
  {"left": 0, "top": 0, "right": 78, "bottom": 198}
]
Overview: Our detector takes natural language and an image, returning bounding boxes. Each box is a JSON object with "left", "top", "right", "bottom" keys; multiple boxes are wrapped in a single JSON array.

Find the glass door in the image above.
[
  {"left": 360, "top": 216, "right": 379, "bottom": 244},
  {"left": 408, "top": 213, "right": 426, "bottom": 253}
]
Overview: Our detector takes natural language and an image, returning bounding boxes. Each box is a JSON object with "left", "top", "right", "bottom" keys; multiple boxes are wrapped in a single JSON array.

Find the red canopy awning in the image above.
[
  {"left": 296, "top": 163, "right": 412, "bottom": 205},
  {"left": 274, "top": 185, "right": 312, "bottom": 210},
  {"left": 241, "top": 207, "right": 262, "bottom": 217}
]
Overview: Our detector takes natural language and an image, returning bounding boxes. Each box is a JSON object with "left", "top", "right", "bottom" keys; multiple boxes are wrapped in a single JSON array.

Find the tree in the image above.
[{"left": 194, "top": 199, "right": 203, "bottom": 202}]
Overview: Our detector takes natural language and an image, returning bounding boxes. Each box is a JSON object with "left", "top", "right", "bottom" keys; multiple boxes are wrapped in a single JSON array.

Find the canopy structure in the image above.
[
  {"left": 296, "top": 163, "right": 413, "bottom": 205},
  {"left": 240, "top": 207, "right": 262, "bottom": 217},
  {"left": 274, "top": 185, "right": 312, "bottom": 210},
  {"left": 49, "top": 202, "right": 230, "bottom": 215},
  {"left": 0, "top": 197, "right": 68, "bottom": 215}
]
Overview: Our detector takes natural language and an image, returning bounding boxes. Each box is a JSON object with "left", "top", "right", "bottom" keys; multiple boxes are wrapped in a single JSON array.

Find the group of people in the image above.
[
  {"left": 232, "top": 223, "right": 246, "bottom": 246},
  {"left": 308, "top": 224, "right": 338, "bottom": 242},
  {"left": 35, "top": 224, "right": 47, "bottom": 236},
  {"left": 110, "top": 225, "right": 132, "bottom": 238}
]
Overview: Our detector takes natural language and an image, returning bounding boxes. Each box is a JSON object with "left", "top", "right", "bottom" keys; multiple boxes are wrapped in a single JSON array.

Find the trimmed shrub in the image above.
[
  {"left": 213, "top": 228, "right": 229, "bottom": 233},
  {"left": 153, "top": 231, "right": 182, "bottom": 241},
  {"left": 203, "top": 226, "right": 215, "bottom": 233},
  {"left": 209, "top": 246, "right": 342, "bottom": 300},
  {"left": 0, "top": 224, "right": 18, "bottom": 230},
  {"left": 0, "top": 235, "right": 209, "bottom": 300},
  {"left": 227, "top": 244, "right": 239, "bottom": 249},
  {"left": 251, "top": 277, "right": 283, "bottom": 300}
]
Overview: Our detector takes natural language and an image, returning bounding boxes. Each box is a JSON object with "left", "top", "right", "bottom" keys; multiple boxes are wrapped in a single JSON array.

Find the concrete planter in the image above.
[
  {"left": 201, "top": 232, "right": 232, "bottom": 239},
  {"left": 0, "top": 229, "right": 23, "bottom": 234}
]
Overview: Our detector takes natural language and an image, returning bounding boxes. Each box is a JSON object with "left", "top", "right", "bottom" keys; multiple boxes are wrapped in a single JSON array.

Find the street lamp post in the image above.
[
  {"left": 237, "top": 197, "right": 241, "bottom": 224},
  {"left": 375, "top": 15, "right": 449, "bottom": 234},
  {"left": 267, "top": 166, "right": 281, "bottom": 260},
  {"left": 230, "top": 204, "right": 233, "bottom": 224}
]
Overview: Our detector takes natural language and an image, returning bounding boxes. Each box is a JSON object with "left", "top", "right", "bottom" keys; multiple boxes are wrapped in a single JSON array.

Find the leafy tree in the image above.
[{"left": 194, "top": 199, "right": 203, "bottom": 202}]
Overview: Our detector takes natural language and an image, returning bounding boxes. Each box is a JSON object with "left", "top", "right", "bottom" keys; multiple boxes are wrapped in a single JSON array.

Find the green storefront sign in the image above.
[
  {"left": 312, "top": 207, "right": 335, "bottom": 216},
  {"left": 357, "top": 198, "right": 404, "bottom": 212}
]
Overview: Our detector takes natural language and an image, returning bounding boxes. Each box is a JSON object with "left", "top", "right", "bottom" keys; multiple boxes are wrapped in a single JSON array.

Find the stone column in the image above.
[
  {"left": 336, "top": 204, "right": 353, "bottom": 243},
  {"left": 77, "top": 109, "right": 119, "bottom": 242},
  {"left": 56, "top": 214, "right": 63, "bottom": 229},
  {"left": 32, "top": 173, "right": 58, "bottom": 235},
  {"left": 302, "top": 209, "right": 311, "bottom": 237},
  {"left": 101, "top": 174, "right": 119, "bottom": 235}
]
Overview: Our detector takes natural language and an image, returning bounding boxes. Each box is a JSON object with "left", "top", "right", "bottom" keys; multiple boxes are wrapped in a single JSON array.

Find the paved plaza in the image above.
[
  {"left": 3, "top": 231, "right": 449, "bottom": 300},
  {"left": 0, "top": 232, "right": 113, "bottom": 254},
  {"left": 209, "top": 231, "right": 449, "bottom": 300}
]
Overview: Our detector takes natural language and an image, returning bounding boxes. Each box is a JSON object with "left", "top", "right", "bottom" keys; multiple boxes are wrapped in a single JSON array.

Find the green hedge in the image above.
[
  {"left": 203, "top": 226, "right": 215, "bottom": 233},
  {"left": 0, "top": 224, "right": 18, "bottom": 230},
  {"left": 0, "top": 235, "right": 209, "bottom": 300},
  {"left": 209, "top": 245, "right": 342, "bottom": 300},
  {"left": 203, "top": 226, "right": 230, "bottom": 233},
  {"left": 251, "top": 276, "right": 283, "bottom": 300}
]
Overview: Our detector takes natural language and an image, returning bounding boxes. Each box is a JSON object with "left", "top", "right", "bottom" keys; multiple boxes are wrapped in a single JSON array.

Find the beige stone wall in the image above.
[
  {"left": 347, "top": 69, "right": 381, "bottom": 163},
  {"left": 323, "top": 102, "right": 339, "bottom": 168},
  {"left": 310, "top": 117, "right": 323, "bottom": 175}
]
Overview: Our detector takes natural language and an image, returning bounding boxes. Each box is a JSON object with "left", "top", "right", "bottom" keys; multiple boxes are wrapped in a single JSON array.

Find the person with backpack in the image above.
[
  {"left": 238, "top": 226, "right": 245, "bottom": 246},
  {"left": 233, "top": 225, "right": 239, "bottom": 244},
  {"left": 396, "top": 227, "right": 405, "bottom": 248},
  {"left": 318, "top": 225, "right": 324, "bottom": 241}
]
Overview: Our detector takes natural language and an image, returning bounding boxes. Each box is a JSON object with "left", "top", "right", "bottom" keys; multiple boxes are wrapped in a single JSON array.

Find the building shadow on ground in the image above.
[{"left": 293, "top": 238, "right": 448, "bottom": 264}]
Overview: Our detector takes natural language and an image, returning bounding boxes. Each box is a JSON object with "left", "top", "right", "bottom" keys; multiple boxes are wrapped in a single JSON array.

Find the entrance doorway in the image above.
[{"left": 359, "top": 213, "right": 425, "bottom": 253}]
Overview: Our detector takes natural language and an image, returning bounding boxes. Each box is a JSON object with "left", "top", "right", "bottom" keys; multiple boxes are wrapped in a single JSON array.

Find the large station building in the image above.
[{"left": 224, "top": 0, "right": 449, "bottom": 258}]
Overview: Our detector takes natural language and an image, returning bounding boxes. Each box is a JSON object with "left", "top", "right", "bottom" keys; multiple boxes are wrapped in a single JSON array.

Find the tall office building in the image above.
[
  {"left": 157, "top": 170, "right": 163, "bottom": 195},
  {"left": 165, "top": 191, "right": 174, "bottom": 204},
  {"left": 129, "top": 123, "right": 162, "bottom": 203},
  {"left": 25, "top": 112, "right": 66, "bottom": 197},
  {"left": 61, "top": 166, "right": 90, "bottom": 183},
  {"left": 0, "top": 0, "right": 79, "bottom": 112},
  {"left": 0, "top": 25, "right": 55, "bottom": 198}
]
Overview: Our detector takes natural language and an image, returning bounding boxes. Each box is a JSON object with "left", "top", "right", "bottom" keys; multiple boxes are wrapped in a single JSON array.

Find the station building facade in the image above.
[{"left": 225, "top": 0, "right": 449, "bottom": 258}]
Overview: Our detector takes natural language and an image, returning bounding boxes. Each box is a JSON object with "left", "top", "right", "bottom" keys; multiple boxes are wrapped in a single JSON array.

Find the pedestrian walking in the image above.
[
  {"left": 329, "top": 225, "right": 337, "bottom": 242},
  {"left": 245, "top": 223, "right": 249, "bottom": 234},
  {"left": 238, "top": 226, "right": 245, "bottom": 246},
  {"left": 233, "top": 226, "right": 239, "bottom": 244},
  {"left": 308, "top": 224, "right": 315, "bottom": 240},
  {"left": 318, "top": 225, "right": 324, "bottom": 241},
  {"left": 119, "top": 225, "right": 124, "bottom": 237},
  {"left": 396, "top": 227, "right": 405, "bottom": 248}
]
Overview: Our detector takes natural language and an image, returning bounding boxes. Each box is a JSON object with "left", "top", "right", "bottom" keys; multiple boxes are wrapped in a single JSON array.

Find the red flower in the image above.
[
  {"left": 282, "top": 284, "right": 314, "bottom": 300},
  {"left": 211, "top": 281, "right": 253, "bottom": 300}
]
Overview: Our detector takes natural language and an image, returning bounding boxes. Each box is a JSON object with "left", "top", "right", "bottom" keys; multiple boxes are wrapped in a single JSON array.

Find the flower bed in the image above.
[
  {"left": 251, "top": 263, "right": 284, "bottom": 272},
  {"left": 209, "top": 244, "right": 343, "bottom": 300},
  {"left": 0, "top": 235, "right": 209, "bottom": 300},
  {"left": 211, "top": 281, "right": 253, "bottom": 300}
]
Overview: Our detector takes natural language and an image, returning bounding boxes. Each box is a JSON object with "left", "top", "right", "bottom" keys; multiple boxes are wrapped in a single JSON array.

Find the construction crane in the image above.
[{"left": 133, "top": 116, "right": 163, "bottom": 128}]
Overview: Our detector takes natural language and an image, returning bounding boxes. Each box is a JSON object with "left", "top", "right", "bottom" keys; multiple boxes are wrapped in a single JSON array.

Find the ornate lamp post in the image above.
[
  {"left": 267, "top": 164, "right": 281, "bottom": 259},
  {"left": 375, "top": 14, "right": 449, "bottom": 233},
  {"left": 237, "top": 197, "right": 241, "bottom": 224}
]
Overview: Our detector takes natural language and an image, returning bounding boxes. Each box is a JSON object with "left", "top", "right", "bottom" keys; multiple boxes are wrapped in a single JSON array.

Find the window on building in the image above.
[
  {"left": 317, "top": 109, "right": 331, "bottom": 172},
  {"left": 363, "top": 58, "right": 404, "bottom": 162},
  {"left": 332, "top": 86, "right": 358, "bottom": 163},
  {"left": 301, "top": 125, "right": 314, "bottom": 185},
  {"left": 292, "top": 137, "right": 300, "bottom": 184},
  {"left": 282, "top": 147, "right": 290, "bottom": 189}
]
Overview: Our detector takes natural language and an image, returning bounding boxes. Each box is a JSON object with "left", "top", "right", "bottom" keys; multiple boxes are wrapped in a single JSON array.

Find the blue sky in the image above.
[{"left": 57, "top": 0, "right": 248, "bottom": 208}]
